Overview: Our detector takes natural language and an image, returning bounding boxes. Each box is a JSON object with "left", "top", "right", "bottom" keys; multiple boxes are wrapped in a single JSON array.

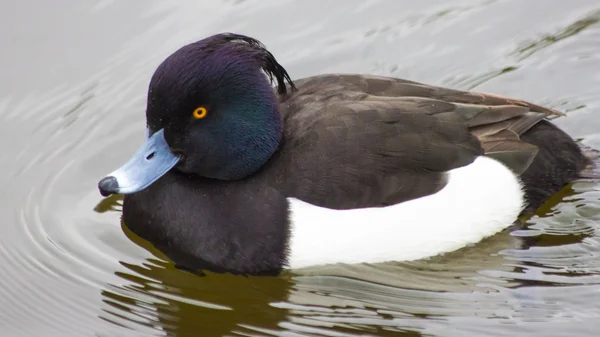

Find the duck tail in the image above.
[{"left": 579, "top": 144, "right": 600, "bottom": 180}]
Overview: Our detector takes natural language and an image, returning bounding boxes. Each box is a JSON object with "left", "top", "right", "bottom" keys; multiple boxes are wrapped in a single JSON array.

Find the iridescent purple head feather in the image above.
[{"left": 140, "top": 33, "right": 296, "bottom": 180}]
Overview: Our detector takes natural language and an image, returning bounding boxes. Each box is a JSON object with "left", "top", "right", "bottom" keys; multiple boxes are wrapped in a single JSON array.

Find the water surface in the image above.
[{"left": 2, "top": 1, "right": 600, "bottom": 336}]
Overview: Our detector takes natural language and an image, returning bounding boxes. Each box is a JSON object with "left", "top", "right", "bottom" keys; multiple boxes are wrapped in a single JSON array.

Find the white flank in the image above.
[{"left": 286, "top": 156, "right": 525, "bottom": 269}]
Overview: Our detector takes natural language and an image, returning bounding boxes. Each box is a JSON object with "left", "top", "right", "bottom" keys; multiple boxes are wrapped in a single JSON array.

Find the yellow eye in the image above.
[{"left": 192, "top": 106, "right": 208, "bottom": 119}]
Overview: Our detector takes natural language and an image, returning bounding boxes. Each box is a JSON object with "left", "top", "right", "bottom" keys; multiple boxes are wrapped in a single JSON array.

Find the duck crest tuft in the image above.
[{"left": 200, "top": 33, "right": 296, "bottom": 96}]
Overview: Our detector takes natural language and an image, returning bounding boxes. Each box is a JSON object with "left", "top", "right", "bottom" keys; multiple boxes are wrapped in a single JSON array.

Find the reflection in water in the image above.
[
  {"left": 101, "top": 252, "right": 292, "bottom": 336},
  {"left": 513, "top": 10, "right": 600, "bottom": 61}
]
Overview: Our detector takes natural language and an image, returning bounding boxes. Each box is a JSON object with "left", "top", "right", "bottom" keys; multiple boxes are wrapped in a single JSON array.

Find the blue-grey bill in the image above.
[{"left": 98, "top": 128, "right": 180, "bottom": 196}]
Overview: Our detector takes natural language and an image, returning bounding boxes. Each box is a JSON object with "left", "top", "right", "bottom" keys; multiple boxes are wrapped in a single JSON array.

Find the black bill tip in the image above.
[{"left": 98, "top": 176, "right": 119, "bottom": 197}]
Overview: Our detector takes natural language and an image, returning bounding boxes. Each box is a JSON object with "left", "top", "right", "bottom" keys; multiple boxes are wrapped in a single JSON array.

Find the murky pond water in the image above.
[{"left": 2, "top": 1, "right": 600, "bottom": 336}]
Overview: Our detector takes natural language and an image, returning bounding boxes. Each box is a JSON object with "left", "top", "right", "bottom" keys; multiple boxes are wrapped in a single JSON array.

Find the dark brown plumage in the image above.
[{"left": 260, "top": 74, "right": 589, "bottom": 210}]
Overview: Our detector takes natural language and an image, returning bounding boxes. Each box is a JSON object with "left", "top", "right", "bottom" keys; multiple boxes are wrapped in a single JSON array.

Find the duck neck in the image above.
[{"left": 222, "top": 96, "right": 283, "bottom": 180}]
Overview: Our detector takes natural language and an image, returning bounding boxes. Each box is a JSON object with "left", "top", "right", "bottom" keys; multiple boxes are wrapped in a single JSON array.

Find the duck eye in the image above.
[{"left": 192, "top": 106, "right": 208, "bottom": 119}]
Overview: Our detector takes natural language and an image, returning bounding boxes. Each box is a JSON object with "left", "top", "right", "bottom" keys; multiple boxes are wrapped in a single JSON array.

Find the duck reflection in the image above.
[
  {"left": 98, "top": 222, "right": 294, "bottom": 337},
  {"left": 97, "top": 222, "right": 514, "bottom": 336}
]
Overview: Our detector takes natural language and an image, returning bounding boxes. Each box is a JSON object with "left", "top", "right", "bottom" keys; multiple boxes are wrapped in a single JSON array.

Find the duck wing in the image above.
[{"left": 270, "top": 74, "right": 560, "bottom": 209}]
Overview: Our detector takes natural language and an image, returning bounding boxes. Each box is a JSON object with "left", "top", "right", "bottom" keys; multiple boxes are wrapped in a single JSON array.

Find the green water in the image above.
[{"left": 2, "top": 1, "right": 600, "bottom": 336}]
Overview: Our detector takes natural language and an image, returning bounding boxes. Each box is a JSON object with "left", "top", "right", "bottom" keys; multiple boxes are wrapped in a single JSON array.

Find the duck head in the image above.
[{"left": 98, "top": 33, "right": 294, "bottom": 196}]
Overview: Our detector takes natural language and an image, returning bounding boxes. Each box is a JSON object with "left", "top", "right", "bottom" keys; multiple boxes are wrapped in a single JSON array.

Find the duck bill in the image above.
[{"left": 98, "top": 129, "right": 180, "bottom": 196}]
